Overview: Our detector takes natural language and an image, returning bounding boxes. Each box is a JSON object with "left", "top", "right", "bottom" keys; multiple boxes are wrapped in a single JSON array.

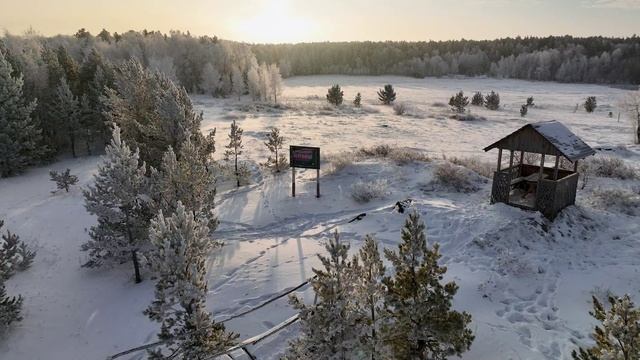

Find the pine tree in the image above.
[
  {"left": 55, "top": 46, "right": 79, "bottom": 95},
  {"left": 354, "top": 92, "right": 362, "bottom": 107},
  {"left": 82, "top": 126, "right": 150, "bottom": 283},
  {"left": 0, "top": 220, "right": 36, "bottom": 281},
  {"left": 449, "top": 91, "right": 469, "bottom": 113},
  {"left": 49, "top": 168, "right": 79, "bottom": 193},
  {"left": 353, "top": 235, "right": 388, "bottom": 360},
  {"left": 585, "top": 96, "right": 597, "bottom": 113},
  {"left": 484, "top": 91, "right": 500, "bottom": 110},
  {"left": 150, "top": 139, "right": 218, "bottom": 233},
  {"left": 285, "top": 231, "right": 359, "bottom": 359},
  {"left": 144, "top": 202, "right": 237, "bottom": 360},
  {"left": 526, "top": 96, "right": 535, "bottom": 107},
  {"left": 224, "top": 120, "right": 244, "bottom": 187},
  {"left": 0, "top": 281, "right": 22, "bottom": 334},
  {"left": 0, "top": 51, "right": 43, "bottom": 177},
  {"left": 382, "top": 211, "right": 474, "bottom": 359},
  {"left": 326, "top": 84, "right": 344, "bottom": 106},
  {"left": 572, "top": 294, "right": 640, "bottom": 360},
  {"left": 264, "top": 127, "right": 287, "bottom": 172},
  {"left": 471, "top": 91, "right": 484, "bottom": 106},
  {"left": 520, "top": 104, "right": 528, "bottom": 117},
  {"left": 50, "top": 78, "right": 81, "bottom": 157},
  {"left": 377, "top": 84, "right": 397, "bottom": 105}
]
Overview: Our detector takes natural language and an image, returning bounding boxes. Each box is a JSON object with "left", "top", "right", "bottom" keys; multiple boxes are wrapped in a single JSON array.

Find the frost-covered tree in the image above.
[
  {"left": 382, "top": 211, "right": 474, "bottom": 359},
  {"left": 231, "top": 66, "right": 244, "bottom": 100},
  {"left": 285, "top": 231, "right": 360, "bottom": 359},
  {"left": 377, "top": 84, "right": 396, "bottom": 105},
  {"left": 144, "top": 202, "right": 237, "bottom": 360},
  {"left": 264, "top": 127, "right": 287, "bottom": 172},
  {"left": 0, "top": 51, "right": 42, "bottom": 177},
  {"left": 200, "top": 62, "right": 221, "bottom": 97},
  {"left": 224, "top": 120, "right": 244, "bottom": 188},
  {"left": 50, "top": 78, "right": 80, "bottom": 157},
  {"left": 449, "top": 91, "right": 469, "bottom": 113},
  {"left": 584, "top": 96, "right": 597, "bottom": 113},
  {"left": 484, "top": 91, "right": 500, "bottom": 110},
  {"left": 246, "top": 66, "right": 262, "bottom": 101},
  {"left": 150, "top": 139, "right": 218, "bottom": 233},
  {"left": 0, "top": 220, "right": 36, "bottom": 281},
  {"left": 82, "top": 126, "right": 150, "bottom": 283},
  {"left": 621, "top": 90, "right": 640, "bottom": 144},
  {"left": 354, "top": 92, "right": 362, "bottom": 107},
  {"left": 326, "top": 84, "right": 344, "bottom": 106},
  {"left": 471, "top": 91, "right": 484, "bottom": 106},
  {"left": 572, "top": 294, "right": 640, "bottom": 360},
  {"left": 268, "top": 64, "right": 283, "bottom": 103},
  {"left": 353, "top": 234, "right": 388, "bottom": 360},
  {"left": 49, "top": 168, "right": 79, "bottom": 193},
  {"left": 520, "top": 104, "right": 528, "bottom": 117}
]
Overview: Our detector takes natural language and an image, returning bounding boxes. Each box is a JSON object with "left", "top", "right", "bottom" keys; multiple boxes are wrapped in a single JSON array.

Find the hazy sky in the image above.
[{"left": 1, "top": 0, "right": 639, "bottom": 43}]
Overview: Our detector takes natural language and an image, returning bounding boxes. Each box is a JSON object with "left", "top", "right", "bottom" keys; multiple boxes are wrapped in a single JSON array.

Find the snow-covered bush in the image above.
[
  {"left": 431, "top": 162, "right": 480, "bottom": 193},
  {"left": 326, "top": 152, "right": 354, "bottom": 175},
  {"left": 583, "top": 156, "right": 637, "bottom": 180},
  {"left": 584, "top": 96, "right": 597, "bottom": 113},
  {"left": 393, "top": 102, "right": 408, "bottom": 115},
  {"left": 590, "top": 188, "right": 640, "bottom": 216},
  {"left": 0, "top": 220, "right": 36, "bottom": 281},
  {"left": 471, "top": 91, "right": 484, "bottom": 106},
  {"left": 446, "top": 156, "right": 493, "bottom": 178},
  {"left": 351, "top": 179, "right": 390, "bottom": 203},
  {"left": 357, "top": 145, "right": 430, "bottom": 164},
  {"left": 0, "top": 281, "right": 22, "bottom": 335},
  {"left": 485, "top": 91, "right": 500, "bottom": 110},
  {"left": 449, "top": 113, "right": 487, "bottom": 121},
  {"left": 49, "top": 168, "right": 79, "bottom": 193}
]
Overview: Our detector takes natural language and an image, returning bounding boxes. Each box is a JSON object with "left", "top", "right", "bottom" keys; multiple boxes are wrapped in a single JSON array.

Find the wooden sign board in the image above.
[
  {"left": 289, "top": 146, "right": 320, "bottom": 198},
  {"left": 290, "top": 146, "right": 320, "bottom": 170}
]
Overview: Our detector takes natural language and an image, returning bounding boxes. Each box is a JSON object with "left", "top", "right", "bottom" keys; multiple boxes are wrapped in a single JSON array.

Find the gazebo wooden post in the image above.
[
  {"left": 554, "top": 156, "right": 560, "bottom": 180},
  {"left": 519, "top": 151, "right": 524, "bottom": 164},
  {"left": 509, "top": 150, "right": 514, "bottom": 169},
  {"left": 538, "top": 154, "right": 546, "bottom": 180},
  {"left": 497, "top": 148, "right": 503, "bottom": 172},
  {"left": 573, "top": 160, "right": 579, "bottom": 172}
]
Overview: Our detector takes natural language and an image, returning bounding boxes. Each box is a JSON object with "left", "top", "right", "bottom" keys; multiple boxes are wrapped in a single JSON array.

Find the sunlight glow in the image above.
[{"left": 233, "top": 0, "right": 316, "bottom": 43}]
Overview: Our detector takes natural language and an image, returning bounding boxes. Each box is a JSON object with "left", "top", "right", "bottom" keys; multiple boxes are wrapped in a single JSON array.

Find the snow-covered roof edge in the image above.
[{"left": 484, "top": 120, "right": 596, "bottom": 162}]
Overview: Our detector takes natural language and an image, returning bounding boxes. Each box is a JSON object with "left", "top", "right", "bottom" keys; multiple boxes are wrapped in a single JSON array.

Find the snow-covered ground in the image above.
[{"left": 1, "top": 76, "right": 639, "bottom": 360}]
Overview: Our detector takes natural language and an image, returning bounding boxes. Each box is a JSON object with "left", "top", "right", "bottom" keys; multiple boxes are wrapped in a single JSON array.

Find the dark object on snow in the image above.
[
  {"left": 484, "top": 120, "right": 595, "bottom": 220},
  {"left": 394, "top": 199, "right": 413, "bottom": 213},
  {"left": 348, "top": 213, "right": 367, "bottom": 223}
]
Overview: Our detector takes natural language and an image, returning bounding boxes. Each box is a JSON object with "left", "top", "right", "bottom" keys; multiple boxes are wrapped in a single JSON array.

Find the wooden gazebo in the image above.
[{"left": 484, "top": 120, "right": 595, "bottom": 219}]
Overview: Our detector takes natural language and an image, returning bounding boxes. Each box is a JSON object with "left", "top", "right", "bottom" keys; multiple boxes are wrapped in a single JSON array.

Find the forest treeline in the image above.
[
  {"left": 0, "top": 29, "right": 282, "bottom": 176},
  {"left": 252, "top": 36, "right": 640, "bottom": 84}
]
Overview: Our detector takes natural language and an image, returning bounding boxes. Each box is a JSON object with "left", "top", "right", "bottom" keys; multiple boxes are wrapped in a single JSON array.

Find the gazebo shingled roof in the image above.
[{"left": 483, "top": 120, "right": 596, "bottom": 162}]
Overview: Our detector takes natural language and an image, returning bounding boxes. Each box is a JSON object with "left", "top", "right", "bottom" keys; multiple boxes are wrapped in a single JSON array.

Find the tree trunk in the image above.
[
  {"left": 275, "top": 148, "right": 280, "bottom": 172},
  {"left": 70, "top": 132, "right": 76, "bottom": 158},
  {"left": 131, "top": 249, "right": 142, "bottom": 284},
  {"left": 235, "top": 152, "right": 240, "bottom": 188}
]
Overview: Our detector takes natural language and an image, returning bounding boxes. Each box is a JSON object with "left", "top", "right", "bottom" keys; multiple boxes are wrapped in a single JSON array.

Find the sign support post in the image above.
[{"left": 289, "top": 145, "right": 321, "bottom": 199}]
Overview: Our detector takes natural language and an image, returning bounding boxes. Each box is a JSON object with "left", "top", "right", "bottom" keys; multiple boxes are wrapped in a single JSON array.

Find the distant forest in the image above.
[{"left": 252, "top": 36, "right": 640, "bottom": 84}]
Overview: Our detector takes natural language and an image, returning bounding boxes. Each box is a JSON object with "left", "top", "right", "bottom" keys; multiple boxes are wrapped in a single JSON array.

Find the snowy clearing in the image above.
[{"left": 1, "top": 75, "right": 639, "bottom": 360}]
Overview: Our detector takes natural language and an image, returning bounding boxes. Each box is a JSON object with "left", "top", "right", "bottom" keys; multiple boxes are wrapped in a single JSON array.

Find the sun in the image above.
[{"left": 234, "top": 0, "right": 315, "bottom": 43}]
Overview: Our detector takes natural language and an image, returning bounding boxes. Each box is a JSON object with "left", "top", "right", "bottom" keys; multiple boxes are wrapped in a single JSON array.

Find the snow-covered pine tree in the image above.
[
  {"left": 572, "top": 294, "right": 640, "bottom": 360},
  {"left": 150, "top": 138, "right": 218, "bottom": 234},
  {"left": 449, "top": 91, "right": 469, "bottom": 113},
  {"left": 354, "top": 92, "right": 362, "bottom": 107},
  {"left": 377, "top": 84, "right": 396, "bottom": 105},
  {"left": 584, "top": 96, "right": 597, "bottom": 113},
  {"left": 82, "top": 125, "right": 150, "bottom": 283},
  {"left": 224, "top": 120, "right": 244, "bottom": 187},
  {"left": 285, "top": 231, "right": 359, "bottom": 360},
  {"left": 50, "top": 78, "right": 81, "bottom": 157},
  {"left": 0, "top": 51, "right": 43, "bottom": 177},
  {"left": 353, "top": 234, "right": 388, "bottom": 360},
  {"left": 520, "top": 104, "right": 528, "bottom": 117},
  {"left": 526, "top": 96, "right": 535, "bottom": 107},
  {"left": 0, "top": 220, "right": 36, "bottom": 281},
  {"left": 49, "top": 168, "right": 79, "bottom": 193},
  {"left": 264, "top": 127, "right": 287, "bottom": 172},
  {"left": 471, "top": 91, "right": 484, "bottom": 106},
  {"left": 484, "top": 91, "right": 500, "bottom": 110},
  {"left": 326, "top": 84, "right": 344, "bottom": 106},
  {"left": 382, "top": 211, "right": 474, "bottom": 359},
  {"left": 144, "top": 201, "right": 237, "bottom": 360},
  {"left": 0, "top": 280, "right": 22, "bottom": 335}
]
